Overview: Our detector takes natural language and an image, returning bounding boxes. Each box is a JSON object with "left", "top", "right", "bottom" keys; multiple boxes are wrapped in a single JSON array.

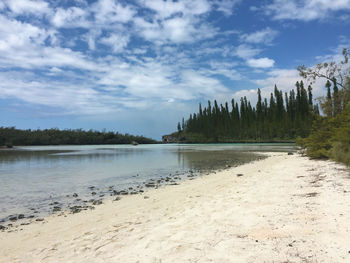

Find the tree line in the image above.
[
  {"left": 175, "top": 82, "right": 319, "bottom": 142},
  {"left": 297, "top": 48, "right": 350, "bottom": 166},
  {"left": 0, "top": 127, "right": 157, "bottom": 146}
]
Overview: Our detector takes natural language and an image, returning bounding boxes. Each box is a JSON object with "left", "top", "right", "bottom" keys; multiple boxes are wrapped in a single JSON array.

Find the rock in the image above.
[
  {"left": 70, "top": 206, "right": 82, "bottom": 214},
  {"left": 9, "top": 216, "right": 17, "bottom": 222},
  {"left": 0, "top": 225, "right": 5, "bottom": 230},
  {"left": 144, "top": 196, "right": 149, "bottom": 199},
  {"left": 288, "top": 152, "right": 294, "bottom": 155},
  {"left": 92, "top": 200, "right": 102, "bottom": 205},
  {"left": 145, "top": 183, "right": 155, "bottom": 187},
  {"left": 130, "top": 191, "right": 138, "bottom": 195},
  {"left": 18, "top": 214, "right": 25, "bottom": 219},
  {"left": 114, "top": 197, "right": 121, "bottom": 201},
  {"left": 237, "top": 174, "right": 243, "bottom": 177},
  {"left": 91, "top": 192, "right": 96, "bottom": 196},
  {"left": 35, "top": 218, "right": 44, "bottom": 222},
  {"left": 53, "top": 206, "right": 61, "bottom": 212},
  {"left": 88, "top": 186, "right": 95, "bottom": 190},
  {"left": 139, "top": 190, "right": 144, "bottom": 193},
  {"left": 28, "top": 215, "right": 35, "bottom": 219},
  {"left": 120, "top": 190, "right": 128, "bottom": 195},
  {"left": 99, "top": 194, "right": 104, "bottom": 197},
  {"left": 73, "top": 193, "right": 78, "bottom": 198}
]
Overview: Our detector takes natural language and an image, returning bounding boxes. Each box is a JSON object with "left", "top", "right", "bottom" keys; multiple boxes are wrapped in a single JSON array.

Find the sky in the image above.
[{"left": 0, "top": 0, "right": 350, "bottom": 140}]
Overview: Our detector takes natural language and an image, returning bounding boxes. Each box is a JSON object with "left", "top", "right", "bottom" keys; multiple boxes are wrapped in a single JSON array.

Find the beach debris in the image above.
[{"left": 237, "top": 174, "right": 244, "bottom": 177}]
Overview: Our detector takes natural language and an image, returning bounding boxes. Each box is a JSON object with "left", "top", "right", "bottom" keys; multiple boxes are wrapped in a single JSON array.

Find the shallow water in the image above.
[{"left": 0, "top": 143, "right": 295, "bottom": 223}]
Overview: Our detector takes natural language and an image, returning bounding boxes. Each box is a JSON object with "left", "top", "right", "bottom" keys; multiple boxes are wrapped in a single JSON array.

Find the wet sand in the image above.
[{"left": 1, "top": 152, "right": 350, "bottom": 262}]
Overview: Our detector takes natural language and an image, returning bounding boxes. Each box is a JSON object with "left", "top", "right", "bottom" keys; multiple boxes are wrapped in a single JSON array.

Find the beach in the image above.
[{"left": 1, "top": 152, "right": 350, "bottom": 263}]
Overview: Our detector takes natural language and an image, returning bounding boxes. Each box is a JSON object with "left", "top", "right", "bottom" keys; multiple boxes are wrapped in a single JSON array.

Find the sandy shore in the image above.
[{"left": 1, "top": 152, "right": 350, "bottom": 263}]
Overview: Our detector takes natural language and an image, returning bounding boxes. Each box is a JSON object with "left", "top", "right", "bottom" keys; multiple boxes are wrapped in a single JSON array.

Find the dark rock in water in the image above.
[
  {"left": 0, "top": 225, "right": 5, "bottom": 230},
  {"left": 170, "top": 183, "right": 179, "bottom": 185},
  {"left": 114, "top": 197, "right": 121, "bottom": 201},
  {"left": 128, "top": 187, "right": 133, "bottom": 190},
  {"left": 36, "top": 218, "right": 44, "bottom": 222},
  {"left": 120, "top": 190, "right": 128, "bottom": 195},
  {"left": 88, "top": 186, "right": 95, "bottom": 190},
  {"left": 91, "top": 192, "right": 97, "bottom": 196},
  {"left": 53, "top": 206, "right": 61, "bottom": 212},
  {"left": 76, "top": 198, "right": 81, "bottom": 201},
  {"left": 130, "top": 191, "right": 138, "bottom": 195},
  {"left": 145, "top": 183, "right": 155, "bottom": 187},
  {"left": 237, "top": 174, "right": 244, "bottom": 177},
  {"left": 99, "top": 194, "right": 104, "bottom": 197},
  {"left": 288, "top": 152, "right": 294, "bottom": 155},
  {"left": 9, "top": 216, "right": 17, "bottom": 222},
  {"left": 70, "top": 206, "right": 82, "bottom": 214},
  {"left": 139, "top": 190, "right": 144, "bottom": 193},
  {"left": 18, "top": 214, "right": 25, "bottom": 219},
  {"left": 92, "top": 200, "right": 103, "bottom": 205},
  {"left": 28, "top": 215, "right": 35, "bottom": 219},
  {"left": 73, "top": 193, "right": 78, "bottom": 198}
]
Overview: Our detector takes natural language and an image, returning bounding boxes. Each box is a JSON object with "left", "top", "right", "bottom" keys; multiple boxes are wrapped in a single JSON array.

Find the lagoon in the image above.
[{"left": 0, "top": 143, "right": 294, "bottom": 223}]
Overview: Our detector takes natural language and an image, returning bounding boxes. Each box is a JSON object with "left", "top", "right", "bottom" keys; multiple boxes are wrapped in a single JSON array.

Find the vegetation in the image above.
[
  {"left": 0, "top": 127, "right": 157, "bottom": 146},
  {"left": 171, "top": 82, "right": 319, "bottom": 143},
  {"left": 297, "top": 48, "right": 350, "bottom": 166}
]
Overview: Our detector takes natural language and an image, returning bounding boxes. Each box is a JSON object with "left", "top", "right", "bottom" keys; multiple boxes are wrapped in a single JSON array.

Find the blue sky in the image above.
[{"left": 0, "top": 0, "right": 349, "bottom": 139}]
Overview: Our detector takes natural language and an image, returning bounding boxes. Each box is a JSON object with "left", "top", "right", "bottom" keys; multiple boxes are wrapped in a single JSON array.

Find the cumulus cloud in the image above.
[
  {"left": 3, "top": 0, "right": 51, "bottom": 16},
  {"left": 246, "top": 57, "right": 275, "bottom": 68},
  {"left": 258, "top": 0, "right": 350, "bottom": 21},
  {"left": 240, "top": 27, "right": 278, "bottom": 45}
]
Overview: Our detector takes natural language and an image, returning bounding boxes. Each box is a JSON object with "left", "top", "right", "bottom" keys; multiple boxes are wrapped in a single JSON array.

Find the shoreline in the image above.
[
  {"left": 1, "top": 152, "right": 350, "bottom": 262},
  {"left": 0, "top": 150, "right": 265, "bottom": 226}
]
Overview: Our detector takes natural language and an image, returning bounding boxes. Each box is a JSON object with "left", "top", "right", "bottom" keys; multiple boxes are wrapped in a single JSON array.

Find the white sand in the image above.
[{"left": 1, "top": 153, "right": 350, "bottom": 263}]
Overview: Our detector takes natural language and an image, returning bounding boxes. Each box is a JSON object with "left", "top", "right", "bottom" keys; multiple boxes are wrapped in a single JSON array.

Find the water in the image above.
[{"left": 0, "top": 143, "right": 295, "bottom": 223}]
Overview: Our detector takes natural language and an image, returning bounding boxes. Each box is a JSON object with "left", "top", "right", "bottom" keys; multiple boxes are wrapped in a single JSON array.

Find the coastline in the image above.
[{"left": 1, "top": 152, "right": 350, "bottom": 262}]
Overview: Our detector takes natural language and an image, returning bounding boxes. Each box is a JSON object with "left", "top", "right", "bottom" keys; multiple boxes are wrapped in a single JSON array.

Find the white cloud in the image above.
[
  {"left": 92, "top": 0, "right": 136, "bottom": 24},
  {"left": 234, "top": 44, "right": 261, "bottom": 59},
  {"left": 246, "top": 57, "right": 275, "bottom": 68},
  {"left": 4, "top": 0, "right": 51, "bottom": 16},
  {"left": 259, "top": 0, "right": 350, "bottom": 21},
  {"left": 52, "top": 7, "right": 88, "bottom": 28},
  {"left": 213, "top": 0, "right": 242, "bottom": 16},
  {"left": 240, "top": 27, "right": 278, "bottom": 45},
  {"left": 100, "top": 33, "right": 130, "bottom": 53}
]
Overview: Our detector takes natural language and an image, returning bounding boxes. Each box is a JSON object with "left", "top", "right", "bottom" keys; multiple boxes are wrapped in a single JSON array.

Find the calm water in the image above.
[{"left": 0, "top": 143, "right": 295, "bottom": 223}]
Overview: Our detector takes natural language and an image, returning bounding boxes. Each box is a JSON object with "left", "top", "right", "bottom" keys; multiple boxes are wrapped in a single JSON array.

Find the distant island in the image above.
[{"left": 0, "top": 127, "right": 158, "bottom": 146}]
